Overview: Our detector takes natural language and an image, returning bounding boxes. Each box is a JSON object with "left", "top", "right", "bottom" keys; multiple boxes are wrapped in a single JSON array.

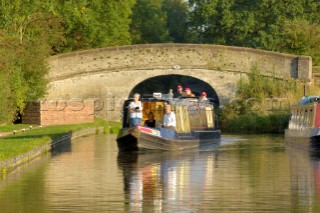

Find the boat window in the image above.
[
  {"left": 293, "top": 109, "right": 299, "bottom": 129},
  {"left": 288, "top": 110, "right": 293, "bottom": 129},
  {"left": 292, "top": 110, "right": 296, "bottom": 129},
  {"left": 141, "top": 101, "right": 165, "bottom": 127},
  {"left": 299, "top": 109, "right": 303, "bottom": 129},
  {"left": 302, "top": 109, "right": 308, "bottom": 129},
  {"left": 174, "top": 104, "right": 191, "bottom": 133},
  {"left": 308, "top": 109, "right": 313, "bottom": 127},
  {"left": 295, "top": 109, "right": 299, "bottom": 129},
  {"left": 187, "top": 102, "right": 215, "bottom": 131}
]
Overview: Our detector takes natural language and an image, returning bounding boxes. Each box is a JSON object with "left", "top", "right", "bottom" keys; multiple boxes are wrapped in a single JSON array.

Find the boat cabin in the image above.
[
  {"left": 288, "top": 98, "right": 320, "bottom": 130},
  {"left": 121, "top": 94, "right": 217, "bottom": 133}
]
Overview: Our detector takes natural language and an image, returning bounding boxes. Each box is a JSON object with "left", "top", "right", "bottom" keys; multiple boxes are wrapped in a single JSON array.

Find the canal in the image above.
[{"left": 1, "top": 134, "right": 320, "bottom": 212}]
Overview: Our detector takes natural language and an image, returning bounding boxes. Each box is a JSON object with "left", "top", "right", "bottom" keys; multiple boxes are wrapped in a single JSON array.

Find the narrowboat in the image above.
[
  {"left": 285, "top": 96, "right": 320, "bottom": 150},
  {"left": 116, "top": 94, "right": 221, "bottom": 151}
]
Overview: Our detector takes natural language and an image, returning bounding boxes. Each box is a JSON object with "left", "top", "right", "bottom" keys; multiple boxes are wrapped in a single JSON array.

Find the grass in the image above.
[
  {"left": 0, "top": 118, "right": 121, "bottom": 162},
  {"left": 221, "top": 112, "right": 289, "bottom": 133},
  {"left": 219, "top": 66, "right": 320, "bottom": 133},
  {"left": 0, "top": 124, "right": 33, "bottom": 132}
]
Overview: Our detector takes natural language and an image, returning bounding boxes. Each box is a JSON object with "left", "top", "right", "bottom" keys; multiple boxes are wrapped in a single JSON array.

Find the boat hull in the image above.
[
  {"left": 117, "top": 127, "right": 220, "bottom": 151},
  {"left": 285, "top": 128, "right": 320, "bottom": 150}
]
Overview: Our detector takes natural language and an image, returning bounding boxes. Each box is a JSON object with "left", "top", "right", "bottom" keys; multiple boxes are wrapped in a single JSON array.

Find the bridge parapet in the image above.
[
  {"left": 48, "top": 43, "right": 312, "bottom": 81},
  {"left": 46, "top": 44, "right": 312, "bottom": 121}
]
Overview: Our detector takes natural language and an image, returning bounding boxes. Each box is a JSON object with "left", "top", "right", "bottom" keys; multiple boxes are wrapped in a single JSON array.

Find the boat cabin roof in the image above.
[{"left": 299, "top": 96, "right": 320, "bottom": 105}]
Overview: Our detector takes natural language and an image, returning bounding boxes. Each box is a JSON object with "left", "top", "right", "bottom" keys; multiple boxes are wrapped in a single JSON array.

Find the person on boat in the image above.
[
  {"left": 184, "top": 88, "right": 195, "bottom": 97},
  {"left": 144, "top": 112, "right": 156, "bottom": 128},
  {"left": 168, "top": 89, "right": 174, "bottom": 99},
  {"left": 174, "top": 85, "right": 184, "bottom": 98},
  {"left": 129, "top": 93, "right": 143, "bottom": 127},
  {"left": 199, "top": 92, "right": 208, "bottom": 101},
  {"left": 163, "top": 104, "right": 176, "bottom": 130}
]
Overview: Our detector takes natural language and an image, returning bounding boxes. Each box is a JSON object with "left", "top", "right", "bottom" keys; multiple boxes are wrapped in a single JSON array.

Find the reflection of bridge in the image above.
[{"left": 46, "top": 44, "right": 312, "bottom": 120}]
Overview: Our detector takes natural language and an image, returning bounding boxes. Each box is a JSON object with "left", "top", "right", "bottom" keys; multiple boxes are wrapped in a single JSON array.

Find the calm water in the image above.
[{"left": 1, "top": 134, "right": 320, "bottom": 212}]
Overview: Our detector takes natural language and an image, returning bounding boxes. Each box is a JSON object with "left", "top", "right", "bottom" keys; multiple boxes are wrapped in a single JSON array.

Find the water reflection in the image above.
[
  {"left": 285, "top": 144, "right": 320, "bottom": 212},
  {"left": 118, "top": 147, "right": 220, "bottom": 212},
  {"left": 43, "top": 134, "right": 124, "bottom": 212},
  {"left": 0, "top": 155, "right": 50, "bottom": 213},
  {"left": 2, "top": 134, "right": 320, "bottom": 212},
  {"left": 0, "top": 134, "right": 125, "bottom": 213},
  {"left": 117, "top": 135, "right": 292, "bottom": 212}
]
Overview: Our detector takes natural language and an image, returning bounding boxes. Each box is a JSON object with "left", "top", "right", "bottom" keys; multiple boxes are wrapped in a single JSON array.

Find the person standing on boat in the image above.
[
  {"left": 174, "top": 85, "right": 183, "bottom": 98},
  {"left": 129, "top": 93, "right": 143, "bottom": 127},
  {"left": 168, "top": 89, "right": 174, "bottom": 99},
  {"left": 185, "top": 88, "right": 195, "bottom": 97},
  {"left": 199, "top": 92, "right": 208, "bottom": 101},
  {"left": 163, "top": 104, "right": 176, "bottom": 130}
]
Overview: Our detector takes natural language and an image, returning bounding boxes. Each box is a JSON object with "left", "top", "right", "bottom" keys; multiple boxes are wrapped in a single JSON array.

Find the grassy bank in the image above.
[
  {"left": 0, "top": 118, "right": 121, "bottom": 162},
  {"left": 219, "top": 66, "right": 320, "bottom": 133},
  {"left": 219, "top": 112, "right": 289, "bottom": 133}
]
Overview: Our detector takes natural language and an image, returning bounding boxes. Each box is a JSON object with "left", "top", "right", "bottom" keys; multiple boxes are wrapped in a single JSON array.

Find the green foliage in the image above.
[
  {"left": 187, "top": 0, "right": 320, "bottom": 63},
  {"left": 219, "top": 101, "right": 242, "bottom": 131},
  {"left": 1, "top": 167, "right": 6, "bottom": 179},
  {"left": 0, "top": 124, "right": 31, "bottom": 132},
  {"left": 130, "top": 0, "right": 170, "bottom": 43},
  {"left": 108, "top": 122, "right": 122, "bottom": 134},
  {"left": 94, "top": 118, "right": 121, "bottom": 134},
  {"left": 0, "top": 34, "right": 53, "bottom": 123},
  {"left": 0, "top": 36, "right": 37, "bottom": 122},
  {"left": 1, "top": 0, "right": 320, "bottom": 125},
  {"left": 220, "top": 112, "right": 289, "bottom": 133},
  {"left": 162, "top": 0, "right": 188, "bottom": 42},
  {"left": 53, "top": 0, "right": 136, "bottom": 51},
  {"left": 219, "top": 66, "right": 299, "bottom": 133},
  {"left": 279, "top": 19, "right": 320, "bottom": 65},
  {"left": 0, "top": 1, "right": 65, "bottom": 123},
  {"left": 237, "top": 66, "right": 298, "bottom": 102},
  {"left": 0, "top": 66, "right": 15, "bottom": 123}
]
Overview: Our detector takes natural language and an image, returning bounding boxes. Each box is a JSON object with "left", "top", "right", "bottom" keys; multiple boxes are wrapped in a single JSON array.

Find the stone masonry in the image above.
[{"left": 45, "top": 43, "right": 312, "bottom": 121}]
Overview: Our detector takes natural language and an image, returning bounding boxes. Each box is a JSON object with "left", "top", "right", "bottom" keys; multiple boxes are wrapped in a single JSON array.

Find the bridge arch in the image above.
[
  {"left": 46, "top": 43, "right": 312, "bottom": 121},
  {"left": 129, "top": 74, "right": 220, "bottom": 106}
]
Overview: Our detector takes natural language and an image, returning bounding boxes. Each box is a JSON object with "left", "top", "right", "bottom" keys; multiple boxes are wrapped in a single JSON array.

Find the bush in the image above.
[
  {"left": 220, "top": 112, "right": 289, "bottom": 133},
  {"left": 219, "top": 66, "right": 306, "bottom": 133}
]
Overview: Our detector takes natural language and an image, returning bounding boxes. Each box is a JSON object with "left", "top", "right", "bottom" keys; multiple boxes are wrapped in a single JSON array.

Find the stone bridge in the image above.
[{"left": 46, "top": 43, "right": 312, "bottom": 121}]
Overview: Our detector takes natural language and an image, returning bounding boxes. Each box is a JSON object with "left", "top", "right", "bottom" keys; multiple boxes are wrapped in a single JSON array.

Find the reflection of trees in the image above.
[{"left": 0, "top": 156, "right": 49, "bottom": 213}]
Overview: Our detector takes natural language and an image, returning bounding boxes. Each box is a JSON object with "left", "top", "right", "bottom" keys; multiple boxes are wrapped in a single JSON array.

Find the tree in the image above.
[
  {"left": 99, "top": 0, "right": 136, "bottom": 46},
  {"left": 0, "top": 0, "right": 138, "bottom": 123},
  {"left": 52, "top": 0, "right": 136, "bottom": 51},
  {"left": 279, "top": 19, "right": 320, "bottom": 65},
  {"left": 130, "top": 0, "right": 170, "bottom": 43},
  {"left": 0, "top": 1, "right": 63, "bottom": 123},
  {"left": 162, "top": 0, "right": 188, "bottom": 42},
  {"left": 187, "top": 0, "right": 320, "bottom": 53}
]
